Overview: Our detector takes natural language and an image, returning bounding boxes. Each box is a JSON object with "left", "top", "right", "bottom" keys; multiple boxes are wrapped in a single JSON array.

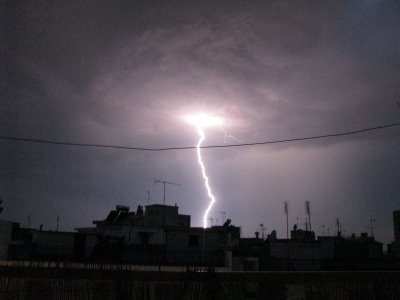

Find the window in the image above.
[{"left": 188, "top": 235, "right": 199, "bottom": 247}]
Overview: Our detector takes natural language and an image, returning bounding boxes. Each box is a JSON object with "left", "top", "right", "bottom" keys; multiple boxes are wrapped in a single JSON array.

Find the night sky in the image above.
[{"left": 2, "top": 1, "right": 400, "bottom": 244}]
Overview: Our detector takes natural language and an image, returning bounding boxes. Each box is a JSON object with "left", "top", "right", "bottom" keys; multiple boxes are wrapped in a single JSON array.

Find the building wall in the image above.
[
  {"left": 270, "top": 241, "right": 320, "bottom": 260},
  {"left": 394, "top": 210, "right": 400, "bottom": 242},
  {"left": 319, "top": 238, "right": 335, "bottom": 259},
  {"left": 267, "top": 240, "right": 321, "bottom": 271},
  {"left": 144, "top": 205, "right": 190, "bottom": 227},
  {"left": 0, "top": 220, "right": 12, "bottom": 259},
  {"left": 165, "top": 228, "right": 237, "bottom": 266},
  {"left": 32, "top": 231, "right": 75, "bottom": 258},
  {"left": 95, "top": 224, "right": 164, "bottom": 245}
]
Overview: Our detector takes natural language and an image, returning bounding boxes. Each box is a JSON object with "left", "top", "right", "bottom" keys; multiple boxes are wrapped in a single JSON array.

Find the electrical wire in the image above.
[{"left": 0, "top": 121, "right": 399, "bottom": 152}]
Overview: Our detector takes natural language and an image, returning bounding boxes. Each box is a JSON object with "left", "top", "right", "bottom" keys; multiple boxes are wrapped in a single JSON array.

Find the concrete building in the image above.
[
  {"left": 232, "top": 236, "right": 264, "bottom": 271},
  {"left": 388, "top": 210, "right": 400, "bottom": 259},
  {"left": 0, "top": 220, "right": 12, "bottom": 259},
  {"left": 394, "top": 210, "right": 400, "bottom": 242},
  {"left": 166, "top": 224, "right": 240, "bottom": 267},
  {"left": 265, "top": 229, "right": 321, "bottom": 271},
  {"left": 31, "top": 231, "right": 75, "bottom": 260},
  {"left": 319, "top": 233, "right": 383, "bottom": 270},
  {"left": 75, "top": 205, "right": 240, "bottom": 267},
  {"left": 77, "top": 204, "right": 190, "bottom": 245}
]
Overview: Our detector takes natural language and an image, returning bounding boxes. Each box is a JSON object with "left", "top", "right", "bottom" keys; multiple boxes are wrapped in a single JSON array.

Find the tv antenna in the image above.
[
  {"left": 367, "top": 215, "right": 376, "bottom": 237},
  {"left": 305, "top": 201, "right": 312, "bottom": 231},
  {"left": 154, "top": 178, "right": 181, "bottom": 207},
  {"left": 154, "top": 178, "right": 181, "bottom": 243},
  {"left": 259, "top": 223, "right": 266, "bottom": 239},
  {"left": 284, "top": 201, "right": 289, "bottom": 239}
]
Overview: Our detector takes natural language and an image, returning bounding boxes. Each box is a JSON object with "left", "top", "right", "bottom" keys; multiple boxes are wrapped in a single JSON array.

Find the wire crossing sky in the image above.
[{"left": 1, "top": 121, "right": 399, "bottom": 152}]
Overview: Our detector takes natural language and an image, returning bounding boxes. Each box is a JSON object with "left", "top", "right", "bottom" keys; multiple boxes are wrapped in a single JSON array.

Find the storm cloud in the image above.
[{"left": 2, "top": 1, "right": 400, "bottom": 244}]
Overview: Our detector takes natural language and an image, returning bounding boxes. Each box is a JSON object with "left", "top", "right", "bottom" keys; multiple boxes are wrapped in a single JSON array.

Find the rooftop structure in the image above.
[{"left": 92, "top": 204, "right": 190, "bottom": 228}]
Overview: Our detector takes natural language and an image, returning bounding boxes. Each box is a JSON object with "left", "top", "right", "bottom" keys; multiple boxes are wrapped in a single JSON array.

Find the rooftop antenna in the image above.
[
  {"left": 305, "top": 201, "right": 312, "bottom": 231},
  {"left": 154, "top": 178, "right": 181, "bottom": 206},
  {"left": 367, "top": 215, "right": 376, "bottom": 237},
  {"left": 284, "top": 201, "right": 289, "bottom": 239},
  {"left": 336, "top": 218, "right": 342, "bottom": 236},
  {"left": 260, "top": 223, "right": 266, "bottom": 239},
  {"left": 56, "top": 215, "right": 59, "bottom": 232},
  {"left": 154, "top": 178, "right": 181, "bottom": 231},
  {"left": 147, "top": 190, "right": 150, "bottom": 205}
]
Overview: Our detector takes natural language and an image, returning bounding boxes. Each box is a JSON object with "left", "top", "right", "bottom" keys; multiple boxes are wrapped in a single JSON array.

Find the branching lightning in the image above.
[
  {"left": 184, "top": 113, "right": 237, "bottom": 228},
  {"left": 218, "top": 125, "right": 241, "bottom": 143}
]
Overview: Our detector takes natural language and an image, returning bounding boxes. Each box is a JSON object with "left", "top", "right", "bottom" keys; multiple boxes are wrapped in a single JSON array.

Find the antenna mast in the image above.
[
  {"left": 336, "top": 218, "right": 342, "bottom": 236},
  {"left": 260, "top": 223, "right": 266, "bottom": 240},
  {"left": 306, "top": 201, "right": 312, "bottom": 231},
  {"left": 284, "top": 201, "right": 289, "bottom": 239},
  {"left": 368, "top": 215, "right": 376, "bottom": 237},
  {"left": 154, "top": 178, "right": 181, "bottom": 229}
]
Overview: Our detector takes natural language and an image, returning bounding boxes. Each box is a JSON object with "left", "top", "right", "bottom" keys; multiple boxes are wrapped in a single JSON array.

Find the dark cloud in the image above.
[{"left": 2, "top": 1, "right": 400, "bottom": 244}]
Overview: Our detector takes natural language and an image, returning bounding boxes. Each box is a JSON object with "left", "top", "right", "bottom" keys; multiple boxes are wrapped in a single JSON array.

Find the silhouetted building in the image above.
[
  {"left": 76, "top": 205, "right": 239, "bottom": 267},
  {"left": 388, "top": 210, "right": 400, "bottom": 259},
  {"left": 2, "top": 207, "right": 397, "bottom": 270},
  {"left": 0, "top": 220, "right": 12, "bottom": 259},
  {"left": 264, "top": 228, "right": 320, "bottom": 271},
  {"left": 319, "top": 233, "right": 383, "bottom": 270},
  {"left": 232, "top": 234, "right": 264, "bottom": 271},
  {"left": 394, "top": 210, "right": 400, "bottom": 242}
]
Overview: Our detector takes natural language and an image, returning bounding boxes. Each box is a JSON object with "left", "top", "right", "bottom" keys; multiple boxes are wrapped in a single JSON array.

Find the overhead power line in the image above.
[{"left": 0, "top": 121, "right": 399, "bottom": 152}]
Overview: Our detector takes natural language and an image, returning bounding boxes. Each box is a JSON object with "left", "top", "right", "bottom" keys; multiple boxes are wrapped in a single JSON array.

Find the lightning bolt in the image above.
[
  {"left": 184, "top": 113, "right": 238, "bottom": 229},
  {"left": 195, "top": 125, "right": 217, "bottom": 229},
  {"left": 218, "top": 125, "right": 241, "bottom": 143}
]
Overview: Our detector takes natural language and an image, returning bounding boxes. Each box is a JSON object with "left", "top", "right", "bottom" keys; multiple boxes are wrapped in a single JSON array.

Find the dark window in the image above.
[
  {"left": 139, "top": 232, "right": 150, "bottom": 245},
  {"left": 189, "top": 235, "right": 199, "bottom": 247}
]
